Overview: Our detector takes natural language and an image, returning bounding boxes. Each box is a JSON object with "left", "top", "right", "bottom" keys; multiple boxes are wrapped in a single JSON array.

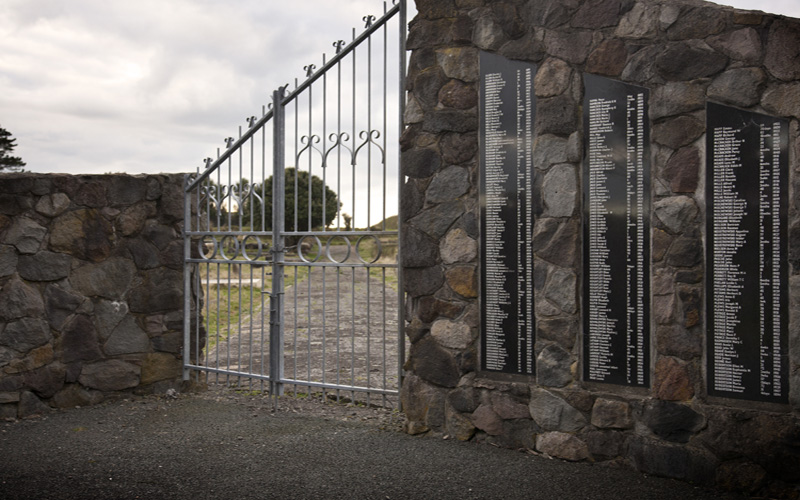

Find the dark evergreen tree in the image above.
[
  {"left": 246, "top": 168, "right": 339, "bottom": 232},
  {"left": 0, "top": 126, "right": 26, "bottom": 172}
]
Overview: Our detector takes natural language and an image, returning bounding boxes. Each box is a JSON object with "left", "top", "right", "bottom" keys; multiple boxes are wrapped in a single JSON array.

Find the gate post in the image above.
[
  {"left": 182, "top": 174, "right": 192, "bottom": 382},
  {"left": 270, "top": 86, "right": 287, "bottom": 398},
  {"left": 397, "top": 0, "right": 407, "bottom": 404}
]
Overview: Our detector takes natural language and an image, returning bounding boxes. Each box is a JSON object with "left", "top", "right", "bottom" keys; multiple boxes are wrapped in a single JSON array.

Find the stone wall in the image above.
[
  {"left": 0, "top": 173, "right": 191, "bottom": 419},
  {"left": 401, "top": 0, "right": 800, "bottom": 494}
]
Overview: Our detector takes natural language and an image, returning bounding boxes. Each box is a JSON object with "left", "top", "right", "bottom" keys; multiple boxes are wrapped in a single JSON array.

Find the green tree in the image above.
[
  {"left": 0, "top": 126, "right": 26, "bottom": 172},
  {"left": 247, "top": 168, "right": 339, "bottom": 231}
]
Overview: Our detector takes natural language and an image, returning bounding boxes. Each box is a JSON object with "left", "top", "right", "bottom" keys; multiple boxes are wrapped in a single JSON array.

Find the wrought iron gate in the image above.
[{"left": 183, "top": 1, "right": 406, "bottom": 406}]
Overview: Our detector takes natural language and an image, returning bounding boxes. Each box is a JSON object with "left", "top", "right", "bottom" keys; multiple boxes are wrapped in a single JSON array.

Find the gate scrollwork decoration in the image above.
[{"left": 353, "top": 129, "right": 385, "bottom": 165}]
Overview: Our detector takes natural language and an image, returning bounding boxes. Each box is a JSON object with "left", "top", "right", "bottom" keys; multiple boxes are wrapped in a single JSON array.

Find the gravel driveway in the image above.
[
  {"left": 0, "top": 387, "right": 748, "bottom": 500},
  {"left": 203, "top": 244, "right": 402, "bottom": 406}
]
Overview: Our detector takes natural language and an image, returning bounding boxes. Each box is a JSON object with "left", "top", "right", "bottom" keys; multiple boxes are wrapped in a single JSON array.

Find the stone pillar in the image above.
[{"left": 401, "top": 0, "right": 800, "bottom": 494}]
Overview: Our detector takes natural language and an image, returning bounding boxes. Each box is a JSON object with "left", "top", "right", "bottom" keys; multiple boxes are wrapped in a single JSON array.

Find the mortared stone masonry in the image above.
[
  {"left": 400, "top": 0, "right": 800, "bottom": 495},
  {"left": 0, "top": 174, "right": 201, "bottom": 418}
]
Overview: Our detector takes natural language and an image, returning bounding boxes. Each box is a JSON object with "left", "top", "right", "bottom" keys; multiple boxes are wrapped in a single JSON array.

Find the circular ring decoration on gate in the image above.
[
  {"left": 355, "top": 234, "right": 382, "bottom": 264},
  {"left": 199, "top": 235, "right": 217, "bottom": 260},
  {"left": 325, "top": 235, "right": 351, "bottom": 264},
  {"left": 297, "top": 235, "right": 322, "bottom": 263},
  {"left": 241, "top": 235, "right": 264, "bottom": 261},
  {"left": 219, "top": 235, "right": 240, "bottom": 261}
]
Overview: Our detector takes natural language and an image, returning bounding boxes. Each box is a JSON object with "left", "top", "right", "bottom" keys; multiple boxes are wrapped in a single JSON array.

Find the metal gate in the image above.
[{"left": 182, "top": 1, "right": 406, "bottom": 407}]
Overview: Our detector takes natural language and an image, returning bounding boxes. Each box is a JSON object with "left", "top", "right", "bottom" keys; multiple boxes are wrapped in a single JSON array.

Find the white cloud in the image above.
[
  {"left": 715, "top": 0, "right": 800, "bottom": 17},
  {"left": 0, "top": 0, "right": 796, "bottom": 176},
  {"left": 1, "top": 0, "right": 400, "bottom": 174}
]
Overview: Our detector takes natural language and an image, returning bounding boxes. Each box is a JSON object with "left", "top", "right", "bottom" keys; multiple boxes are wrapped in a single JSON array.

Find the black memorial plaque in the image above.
[
  {"left": 706, "top": 102, "right": 789, "bottom": 403},
  {"left": 582, "top": 74, "right": 650, "bottom": 387},
  {"left": 480, "top": 51, "right": 536, "bottom": 375}
]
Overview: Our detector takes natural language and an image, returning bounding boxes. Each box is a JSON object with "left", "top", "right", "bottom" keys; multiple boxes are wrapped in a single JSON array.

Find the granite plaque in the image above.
[
  {"left": 480, "top": 51, "right": 536, "bottom": 375},
  {"left": 706, "top": 102, "right": 789, "bottom": 403},
  {"left": 582, "top": 74, "right": 650, "bottom": 387}
]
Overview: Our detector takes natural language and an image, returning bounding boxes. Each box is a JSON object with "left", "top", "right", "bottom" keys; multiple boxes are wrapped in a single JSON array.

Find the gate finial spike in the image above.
[
  {"left": 304, "top": 64, "right": 316, "bottom": 77},
  {"left": 363, "top": 14, "right": 376, "bottom": 28},
  {"left": 333, "top": 40, "right": 345, "bottom": 54},
  {"left": 204, "top": 158, "right": 213, "bottom": 168},
  {"left": 225, "top": 137, "right": 235, "bottom": 148},
  {"left": 247, "top": 116, "right": 257, "bottom": 128}
]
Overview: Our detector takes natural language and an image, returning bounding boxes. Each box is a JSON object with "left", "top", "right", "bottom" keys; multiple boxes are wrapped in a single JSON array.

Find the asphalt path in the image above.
[{"left": 0, "top": 388, "right": 750, "bottom": 500}]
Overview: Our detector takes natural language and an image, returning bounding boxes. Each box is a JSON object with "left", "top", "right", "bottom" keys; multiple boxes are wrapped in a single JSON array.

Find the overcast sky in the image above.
[{"left": 1, "top": 0, "right": 798, "bottom": 176}]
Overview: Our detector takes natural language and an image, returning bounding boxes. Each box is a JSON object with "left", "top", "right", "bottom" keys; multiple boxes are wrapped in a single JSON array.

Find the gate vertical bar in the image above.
[{"left": 270, "top": 87, "right": 287, "bottom": 399}]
